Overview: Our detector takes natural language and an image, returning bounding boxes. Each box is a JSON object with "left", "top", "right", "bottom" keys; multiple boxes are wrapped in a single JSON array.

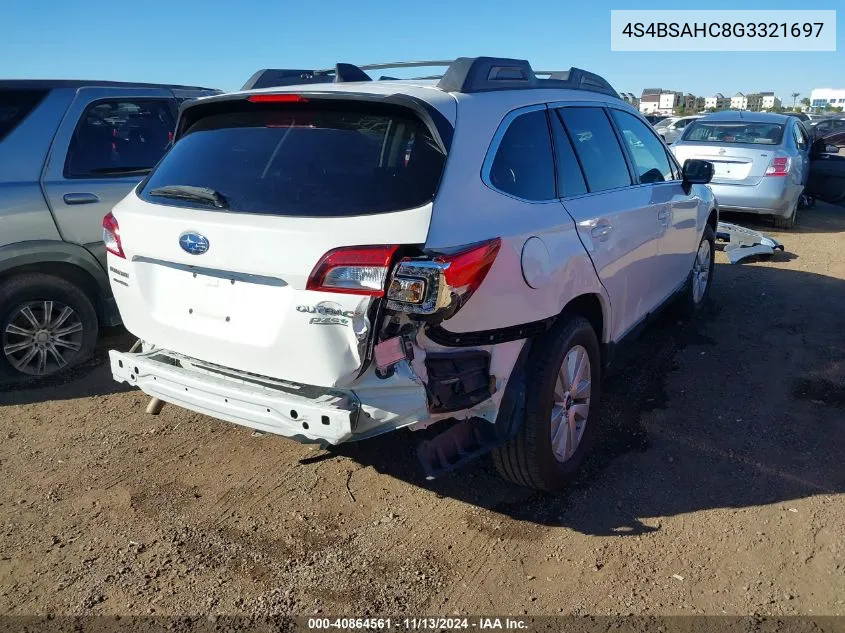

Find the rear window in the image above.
[
  {"left": 0, "top": 89, "right": 48, "bottom": 142},
  {"left": 682, "top": 121, "right": 785, "bottom": 145},
  {"left": 139, "top": 103, "right": 446, "bottom": 217}
]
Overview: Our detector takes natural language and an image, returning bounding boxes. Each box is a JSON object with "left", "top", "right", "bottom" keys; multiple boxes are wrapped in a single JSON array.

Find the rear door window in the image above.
[
  {"left": 548, "top": 110, "right": 587, "bottom": 197},
  {"left": 488, "top": 109, "right": 556, "bottom": 201},
  {"left": 556, "top": 107, "right": 632, "bottom": 193},
  {"left": 611, "top": 110, "right": 674, "bottom": 184},
  {"left": 140, "top": 103, "right": 446, "bottom": 216},
  {"left": 0, "top": 89, "right": 48, "bottom": 142},
  {"left": 65, "top": 99, "right": 176, "bottom": 178}
]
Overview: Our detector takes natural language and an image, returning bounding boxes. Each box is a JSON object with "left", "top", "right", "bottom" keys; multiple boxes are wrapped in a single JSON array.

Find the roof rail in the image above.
[{"left": 242, "top": 58, "right": 619, "bottom": 99}]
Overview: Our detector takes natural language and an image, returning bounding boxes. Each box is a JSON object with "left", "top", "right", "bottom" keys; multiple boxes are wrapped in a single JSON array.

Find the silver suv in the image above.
[
  {"left": 0, "top": 80, "right": 218, "bottom": 380},
  {"left": 106, "top": 58, "right": 718, "bottom": 490}
]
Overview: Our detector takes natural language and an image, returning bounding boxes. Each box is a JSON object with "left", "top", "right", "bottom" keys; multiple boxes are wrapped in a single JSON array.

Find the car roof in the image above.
[
  {"left": 0, "top": 79, "right": 218, "bottom": 91},
  {"left": 699, "top": 111, "right": 793, "bottom": 124}
]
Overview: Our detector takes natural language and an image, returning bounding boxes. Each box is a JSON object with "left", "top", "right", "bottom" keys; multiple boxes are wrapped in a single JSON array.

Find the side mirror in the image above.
[
  {"left": 825, "top": 144, "right": 840, "bottom": 154},
  {"left": 682, "top": 159, "right": 714, "bottom": 185}
]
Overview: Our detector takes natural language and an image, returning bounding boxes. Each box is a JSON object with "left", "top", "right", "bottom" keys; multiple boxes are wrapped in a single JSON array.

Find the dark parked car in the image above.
[
  {"left": 643, "top": 114, "right": 668, "bottom": 126},
  {"left": 784, "top": 112, "right": 810, "bottom": 122},
  {"left": 0, "top": 80, "right": 219, "bottom": 379},
  {"left": 806, "top": 137, "right": 845, "bottom": 203},
  {"left": 811, "top": 116, "right": 845, "bottom": 138}
]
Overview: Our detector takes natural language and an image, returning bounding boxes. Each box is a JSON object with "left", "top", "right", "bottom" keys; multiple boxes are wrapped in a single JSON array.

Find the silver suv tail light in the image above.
[{"left": 386, "top": 238, "right": 500, "bottom": 317}]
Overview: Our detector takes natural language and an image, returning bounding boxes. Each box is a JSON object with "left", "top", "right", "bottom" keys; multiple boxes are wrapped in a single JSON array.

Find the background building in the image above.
[
  {"left": 639, "top": 88, "right": 662, "bottom": 114},
  {"left": 620, "top": 92, "right": 639, "bottom": 109},
  {"left": 760, "top": 92, "right": 781, "bottom": 110},
  {"left": 658, "top": 91, "right": 682, "bottom": 114},
  {"left": 705, "top": 93, "right": 730, "bottom": 110},
  {"left": 810, "top": 88, "right": 845, "bottom": 109},
  {"left": 731, "top": 92, "right": 747, "bottom": 110},
  {"left": 745, "top": 93, "right": 764, "bottom": 111}
]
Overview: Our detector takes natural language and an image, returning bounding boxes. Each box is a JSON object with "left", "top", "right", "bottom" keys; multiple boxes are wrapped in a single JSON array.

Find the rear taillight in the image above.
[
  {"left": 103, "top": 212, "right": 125, "bottom": 258},
  {"left": 765, "top": 156, "right": 791, "bottom": 177},
  {"left": 386, "top": 238, "right": 501, "bottom": 316},
  {"left": 306, "top": 245, "right": 398, "bottom": 296},
  {"left": 436, "top": 238, "right": 501, "bottom": 293}
]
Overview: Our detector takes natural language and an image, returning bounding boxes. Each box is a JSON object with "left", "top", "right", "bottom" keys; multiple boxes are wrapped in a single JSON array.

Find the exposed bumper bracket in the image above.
[
  {"left": 109, "top": 348, "right": 361, "bottom": 444},
  {"left": 716, "top": 221, "right": 784, "bottom": 264}
]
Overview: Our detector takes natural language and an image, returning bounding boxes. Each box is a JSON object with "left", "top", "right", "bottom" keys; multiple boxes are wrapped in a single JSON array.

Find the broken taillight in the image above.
[
  {"left": 306, "top": 245, "right": 399, "bottom": 296},
  {"left": 436, "top": 238, "right": 501, "bottom": 293},
  {"left": 386, "top": 238, "right": 501, "bottom": 316},
  {"left": 103, "top": 212, "right": 125, "bottom": 258}
]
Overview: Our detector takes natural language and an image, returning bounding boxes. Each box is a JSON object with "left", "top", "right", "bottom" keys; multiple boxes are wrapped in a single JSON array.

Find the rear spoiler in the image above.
[{"left": 174, "top": 89, "right": 455, "bottom": 154}]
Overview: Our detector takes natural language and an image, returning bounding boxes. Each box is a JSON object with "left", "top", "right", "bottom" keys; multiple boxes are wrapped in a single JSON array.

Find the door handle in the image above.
[
  {"left": 590, "top": 223, "right": 613, "bottom": 241},
  {"left": 63, "top": 192, "right": 100, "bottom": 205},
  {"left": 657, "top": 208, "right": 670, "bottom": 225}
]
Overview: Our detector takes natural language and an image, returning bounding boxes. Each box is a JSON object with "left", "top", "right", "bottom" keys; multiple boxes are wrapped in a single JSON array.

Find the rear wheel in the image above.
[
  {"left": 773, "top": 197, "right": 799, "bottom": 230},
  {"left": 0, "top": 274, "right": 98, "bottom": 380},
  {"left": 492, "top": 316, "right": 601, "bottom": 492}
]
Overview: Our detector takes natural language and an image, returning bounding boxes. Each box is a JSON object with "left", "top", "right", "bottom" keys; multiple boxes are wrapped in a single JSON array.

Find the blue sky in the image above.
[{"left": 2, "top": 0, "right": 842, "bottom": 101}]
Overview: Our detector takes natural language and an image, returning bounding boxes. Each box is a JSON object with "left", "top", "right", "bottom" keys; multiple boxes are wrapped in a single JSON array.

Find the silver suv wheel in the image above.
[
  {"left": 692, "top": 238, "right": 712, "bottom": 304},
  {"left": 3, "top": 300, "right": 84, "bottom": 376},
  {"left": 550, "top": 344, "right": 592, "bottom": 463}
]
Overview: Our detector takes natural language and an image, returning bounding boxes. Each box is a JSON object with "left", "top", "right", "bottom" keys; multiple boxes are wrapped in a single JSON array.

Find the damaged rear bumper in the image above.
[
  {"left": 716, "top": 221, "right": 784, "bottom": 264},
  {"left": 110, "top": 348, "right": 364, "bottom": 444}
]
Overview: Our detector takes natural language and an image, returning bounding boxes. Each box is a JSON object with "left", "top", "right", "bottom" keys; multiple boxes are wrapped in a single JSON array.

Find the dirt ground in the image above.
[{"left": 1, "top": 203, "right": 843, "bottom": 618}]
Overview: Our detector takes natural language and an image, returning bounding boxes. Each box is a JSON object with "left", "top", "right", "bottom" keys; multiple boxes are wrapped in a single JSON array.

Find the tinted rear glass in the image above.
[
  {"left": 139, "top": 104, "right": 446, "bottom": 216},
  {"left": 0, "top": 89, "right": 48, "bottom": 142},
  {"left": 65, "top": 98, "right": 176, "bottom": 178},
  {"left": 683, "top": 121, "right": 785, "bottom": 145}
]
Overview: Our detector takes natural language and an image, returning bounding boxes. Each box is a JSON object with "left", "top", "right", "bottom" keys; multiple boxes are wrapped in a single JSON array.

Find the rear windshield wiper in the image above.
[
  {"left": 89, "top": 166, "right": 152, "bottom": 176},
  {"left": 147, "top": 185, "right": 228, "bottom": 209}
]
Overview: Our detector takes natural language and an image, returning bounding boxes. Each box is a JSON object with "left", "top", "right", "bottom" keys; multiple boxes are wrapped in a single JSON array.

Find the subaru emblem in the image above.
[{"left": 179, "top": 232, "right": 209, "bottom": 255}]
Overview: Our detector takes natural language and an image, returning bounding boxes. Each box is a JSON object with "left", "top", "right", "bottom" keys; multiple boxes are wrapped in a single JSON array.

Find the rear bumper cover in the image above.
[
  {"left": 709, "top": 178, "right": 800, "bottom": 217},
  {"left": 716, "top": 221, "right": 784, "bottom": 264},
  {"left": 110, "top": 348, "right": 361, "bottom": 444}
]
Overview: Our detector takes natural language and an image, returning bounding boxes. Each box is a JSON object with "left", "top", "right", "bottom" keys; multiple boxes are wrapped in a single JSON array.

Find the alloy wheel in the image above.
[
  {"left": 550, "top": 344, "right": 591, "bottom": 463},
  {"left": 3, "top": 301, "right": 84, "bottom": 376},
  {"left": 692, "top": 239, "right": 712, "bottom": 304}
]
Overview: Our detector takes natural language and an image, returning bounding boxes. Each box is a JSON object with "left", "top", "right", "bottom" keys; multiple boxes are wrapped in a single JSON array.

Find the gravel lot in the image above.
[{"left": 1, "top": 203, "right": 843, "bottom": 617}]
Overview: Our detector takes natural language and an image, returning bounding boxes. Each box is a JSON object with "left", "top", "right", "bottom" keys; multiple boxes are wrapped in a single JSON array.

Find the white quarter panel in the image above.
[
  {"left": 438, "top": 200, "right": 609, "bottom": 341},
  {"left": 561, "top": 187, "right": 663, "bottom": 341}
]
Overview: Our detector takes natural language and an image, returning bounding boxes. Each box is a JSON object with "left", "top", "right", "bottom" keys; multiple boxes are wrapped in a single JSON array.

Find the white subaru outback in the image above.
[{"left": 104, "top": 58, "right": 717, "bottom": 491}]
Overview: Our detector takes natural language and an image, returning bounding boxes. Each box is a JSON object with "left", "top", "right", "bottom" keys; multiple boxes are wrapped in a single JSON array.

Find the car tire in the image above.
[
  {"left": 492, "top": 315, "right": 601, "bottom": 492},
  {"left": 678, "top": 224, "right": 716, "bottom": 319},
  {"left": 800, "top": 192, "right": 816, "bottom": 209},
  {"left": 0, "top": 273, "right": 99, "bottom": 380},
  {"left": 773, "top": 198, "right": 799, "bottom": 230}
]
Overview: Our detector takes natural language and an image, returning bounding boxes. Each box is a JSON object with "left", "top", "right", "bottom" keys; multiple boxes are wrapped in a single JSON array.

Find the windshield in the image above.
[
  {"left": 140, "top": 103, "right": 446, "bottom": 217},
  {"left": 682, "top": 121, "right": 785, "bottom": 145},
  {"left": 653, "top": 118, "right": 674, "bottom": 129}
]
